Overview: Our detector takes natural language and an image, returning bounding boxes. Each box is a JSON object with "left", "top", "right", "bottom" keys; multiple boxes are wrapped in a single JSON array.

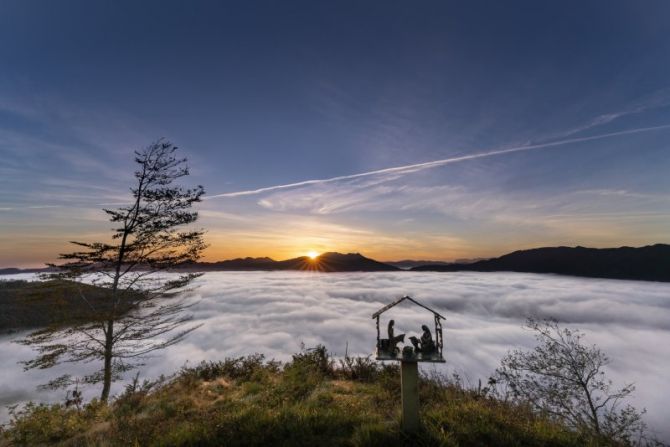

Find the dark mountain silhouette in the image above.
[
  {"left": 191, "top": 257, "right": 277, "bottom": 270},
  {"left": 3, "top": 245, "right": 668, "bottom": 280},
  {"left": 1, "top": 254, "right": 396, "bottom": 275},
  {"left": 411, "top": 244, "right": 670, "bottom": 282},
  {"left": 386, "top": 258, "right": 487, "bottom": 269},
  {"left": 0, "top": 267, "right": 53, "bottom": 275},
  {"left": 277, "top": 252, "right": 399, "bottom": 272},
  {"left": 385, "top": 260, "right": 453, "bottom": 269},
  {"left": 453, "top": 257, "right": 490, "bottom": 264},
  {"left": 180, "top": 252, "right": 399, "bottom": 272}
]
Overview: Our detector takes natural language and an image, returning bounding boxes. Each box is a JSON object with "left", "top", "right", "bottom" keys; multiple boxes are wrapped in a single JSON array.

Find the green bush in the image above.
[
  {"left": 338, "top": 354, "right": 381, "bottom": 382},
  {"left": 179, "top": 353, "right": 280, "bottom": 383},
  {"left": 287, "top": 344, "right": 334, "bottom": 376},
  {"left": 2, "top": 400, "right": 106, "bottom": 446}
]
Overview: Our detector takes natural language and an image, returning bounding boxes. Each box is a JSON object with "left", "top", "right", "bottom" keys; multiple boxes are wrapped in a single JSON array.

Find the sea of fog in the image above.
[{"left": 1, "top": 271, "right": 669, "bottom": 439}]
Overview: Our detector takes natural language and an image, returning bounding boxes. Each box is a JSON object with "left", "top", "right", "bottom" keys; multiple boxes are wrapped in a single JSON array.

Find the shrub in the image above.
[
  {"left": 494, "top": 318, "right": 649, "bottom": 444},
  {"left": 2, "top": 400, "right": 105, "bottom": 446},
  {"left": 338, "top": 354, "right": 379, "bottom": 382},
  {"left": 286, "top": 344, "right": 334, "bottom": 377},
  {"left": 180, "top": 353, "right": 280, "bottom": 384}
]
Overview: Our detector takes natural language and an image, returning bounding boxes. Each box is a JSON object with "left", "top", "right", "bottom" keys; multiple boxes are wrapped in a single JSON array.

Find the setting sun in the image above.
[{"left": 306, "top": 250, "right": 319, "bottom": 259}]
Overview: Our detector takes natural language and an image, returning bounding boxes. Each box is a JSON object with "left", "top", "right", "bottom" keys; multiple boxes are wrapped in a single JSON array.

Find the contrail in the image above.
[{"left": 207, "top": 123, "right": 670, "bottom": 199}]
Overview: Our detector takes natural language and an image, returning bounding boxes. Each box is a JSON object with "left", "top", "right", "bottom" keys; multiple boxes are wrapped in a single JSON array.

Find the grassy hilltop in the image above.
[{"left": 1, "top": 346, "right": 625, "bottom": 447}]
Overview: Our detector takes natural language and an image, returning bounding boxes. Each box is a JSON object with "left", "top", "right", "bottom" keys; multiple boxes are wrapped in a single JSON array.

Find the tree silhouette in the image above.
[
  {"left": 18, "top": 139, "right": 206, "bottom": 401},
  {"left": 494, "top": 318, "right": 648, "bottom": 443}
]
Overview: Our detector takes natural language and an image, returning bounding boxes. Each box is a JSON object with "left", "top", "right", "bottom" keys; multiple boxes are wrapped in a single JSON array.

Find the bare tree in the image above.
[
  {"left": 494, "top": 318, "right": 650, "bottom": 444},
  {"left": 18, "top": 140, "right": 206, "bottom": 402}
]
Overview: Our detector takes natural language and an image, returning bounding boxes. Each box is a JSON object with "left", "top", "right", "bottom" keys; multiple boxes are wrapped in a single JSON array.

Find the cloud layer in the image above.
[{"left": 1, "top": 272, "right": 669, "bottom": 439}]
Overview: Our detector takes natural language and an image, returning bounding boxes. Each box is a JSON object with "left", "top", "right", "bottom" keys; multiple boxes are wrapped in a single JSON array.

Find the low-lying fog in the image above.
[{"left": 2, "top": 271, "right": 669, "bottom": 439}]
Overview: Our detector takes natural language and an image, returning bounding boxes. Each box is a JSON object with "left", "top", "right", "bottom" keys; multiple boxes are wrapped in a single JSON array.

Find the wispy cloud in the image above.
[
  {"left": 553, "top": 88, "right": 670, "bottom": 140},
  {"left": 208, "top": 124, "right": 670, "bottom": 199},
  {"left": 0, "top": 205, "right": 62, "bottom": 212}
]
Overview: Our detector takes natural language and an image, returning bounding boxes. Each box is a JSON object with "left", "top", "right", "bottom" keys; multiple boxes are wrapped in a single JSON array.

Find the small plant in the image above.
[
  {"left": 288, "top": 344, "right": 335, "bottom": 377},
  {"left": 339, "top": 354, "right": 379, "bottom": 382},
  {"left": 64, "top": 385, "right": 83, "bottom": 410},
  {"left": 494, "top": 318, "right": 653, "bottom": 445},
  {"left": 180, "top": 353, "right": 280, "bottom": 383},
  {"left": 3, "top": 400, "right": 106, "bottom": 446}
]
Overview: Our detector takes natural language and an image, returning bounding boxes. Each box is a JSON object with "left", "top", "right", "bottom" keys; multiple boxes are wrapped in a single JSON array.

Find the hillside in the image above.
[
  {"left": 0, "top": 348, "right": 596, "bottom": 447},
  {"left": 412, "top": 244, "right": 670, "bottom": 282}
]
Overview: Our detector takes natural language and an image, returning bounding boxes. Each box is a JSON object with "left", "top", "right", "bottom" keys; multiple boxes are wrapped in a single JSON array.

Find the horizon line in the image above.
[{"left": 3, "top": 242, "right": 668, "bottom": 270}]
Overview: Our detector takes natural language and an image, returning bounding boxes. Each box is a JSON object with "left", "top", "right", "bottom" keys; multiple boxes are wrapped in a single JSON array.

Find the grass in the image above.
[{"left": 0, "top": 346, "right": 615, "bottom": 447}]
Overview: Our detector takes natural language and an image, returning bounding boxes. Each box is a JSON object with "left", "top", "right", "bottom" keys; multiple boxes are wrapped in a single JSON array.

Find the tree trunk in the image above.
[
  {"left": 581, "top": 381, "right": 601, "bottom": 434},
  {"left": 100, "top": 318, "right": 114, "bottom": 402}
]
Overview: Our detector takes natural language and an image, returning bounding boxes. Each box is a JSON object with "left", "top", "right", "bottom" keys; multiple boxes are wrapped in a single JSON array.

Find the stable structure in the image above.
[
  {"left": 371, "top": 295, "right": 446, "bottom": 431},
  {"left": 372, "top": 295, "right": 445, "bottom": 363}
]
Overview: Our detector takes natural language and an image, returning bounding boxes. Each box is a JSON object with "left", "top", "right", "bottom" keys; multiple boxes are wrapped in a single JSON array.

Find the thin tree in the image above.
[
  {"left": 18, "top": 139, "right": 207, "bottom": 402},
  {"left": 494, "top": 318, "right": 649, "bottom": 444}
]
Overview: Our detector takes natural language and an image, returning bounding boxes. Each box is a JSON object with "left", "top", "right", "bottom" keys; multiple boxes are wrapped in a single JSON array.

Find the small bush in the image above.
[
  {"left": 277, "top": 363, "right": 324, "bottom": 403},
  {"left": 338, "top": 355, "right": 379, "bottom": 382},
  {"left": 2, "top": 400, "right": 106, "bottom": 446},
  {"left": 180, "top": 353, "right": 280, "bottom": 384},
  {"left": 286, "top": 344, "right": 334, "bottom": 377}
]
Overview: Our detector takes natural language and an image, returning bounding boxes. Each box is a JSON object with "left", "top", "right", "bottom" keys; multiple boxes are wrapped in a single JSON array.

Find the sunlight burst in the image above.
[{"left": 307, "top": 250, "right": 319, "bottom": 259}]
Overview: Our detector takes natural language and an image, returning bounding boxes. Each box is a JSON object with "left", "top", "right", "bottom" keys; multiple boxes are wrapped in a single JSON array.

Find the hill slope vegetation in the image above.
[{"left": 1, "top": 347, "right": 640, "bottom": 447}]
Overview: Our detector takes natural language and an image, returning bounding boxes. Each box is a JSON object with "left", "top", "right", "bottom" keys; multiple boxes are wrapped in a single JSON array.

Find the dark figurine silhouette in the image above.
[
  {"left": 387, "top": 319, "right": 405, "bottom": 355},
  {"left": 420, "top": 324, "right": 436, "bottom": 354},
  {"left": 410, "top": 325, "right": 436, "bottom": 355}
]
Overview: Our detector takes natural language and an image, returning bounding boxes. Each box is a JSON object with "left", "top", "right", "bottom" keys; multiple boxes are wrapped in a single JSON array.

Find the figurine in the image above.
[
  {"left": 409, "top": 325, "right": 436, "bottom": 355},
  {"left": 372, "top": 295, "right": 445, "bottom": 363},
  {"left": 387, "top": 319, "right": 405, "bottom": 355}
]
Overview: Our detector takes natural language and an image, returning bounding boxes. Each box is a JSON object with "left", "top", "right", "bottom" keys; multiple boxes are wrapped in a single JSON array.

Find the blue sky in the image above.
[{"left": 1, "top": 0, "right": 669, "bottom": 267}]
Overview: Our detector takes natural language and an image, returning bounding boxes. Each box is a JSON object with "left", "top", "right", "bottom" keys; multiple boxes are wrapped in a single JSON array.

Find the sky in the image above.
[{"left": 1, "top": 0, "right": 670, "bottom": 267}]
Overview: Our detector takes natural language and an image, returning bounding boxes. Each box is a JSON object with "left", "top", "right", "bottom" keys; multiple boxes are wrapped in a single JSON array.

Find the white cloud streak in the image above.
[{"left": 208, "top": 124, "right": 670, "bottom": 199}]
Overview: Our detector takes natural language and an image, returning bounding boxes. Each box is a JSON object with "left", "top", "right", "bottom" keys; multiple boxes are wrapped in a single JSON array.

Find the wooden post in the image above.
[{"left": 400, "top": 360, "right": 420, "bottom": 431}]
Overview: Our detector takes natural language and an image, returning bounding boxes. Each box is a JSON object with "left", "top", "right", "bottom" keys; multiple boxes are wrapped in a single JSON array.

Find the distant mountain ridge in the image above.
[
  {"left": 385, "top": 258, "right": 487, "bottom": 269},
  {"left": 0, "top": 267, "right": 55, "bottom": 275},
  {"left": 193, "top": 257, "right": 276, "bottom": 270},
  {"left": 181, "top": 252, "right": 399, "bottom": 272},
  {"left": 412, "top": 244, "right": 670, "bottom": 282},
  {"left": 385, "top": 260, "right": 453, "bottom": 270},
  {"left": 3, "top": 245, "right": 669, "bottom": 281}
]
